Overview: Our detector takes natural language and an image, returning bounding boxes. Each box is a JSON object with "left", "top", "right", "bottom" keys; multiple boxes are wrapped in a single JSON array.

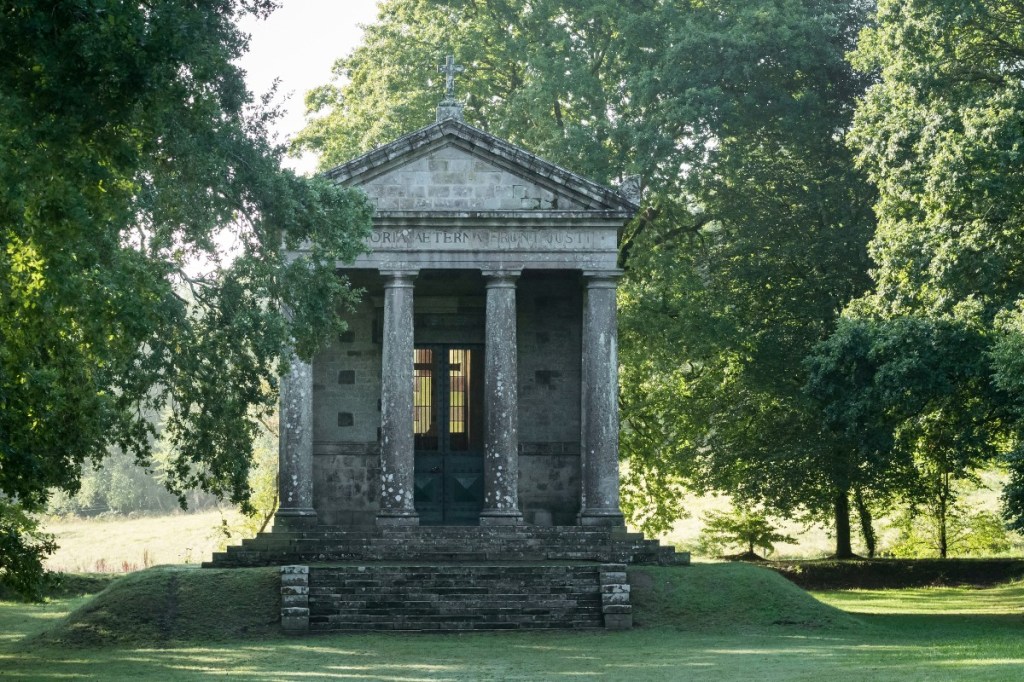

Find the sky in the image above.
[{"left": 235, "top": 1, "right": 383, "bottom": 174}]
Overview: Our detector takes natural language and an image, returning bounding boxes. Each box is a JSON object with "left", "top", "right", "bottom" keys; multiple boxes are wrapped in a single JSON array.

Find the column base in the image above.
[
  {"left": 578, "top": 509, "right": 626, "bottom": 527},
  {"left": 273, "top": 508, "right": 318, "bottom": 532},
  {"left": 479, "top": 510, "right": 524, "bottom": 526},
  {"left": 375, "top": 510, "right": 420, "bottom": 527}
]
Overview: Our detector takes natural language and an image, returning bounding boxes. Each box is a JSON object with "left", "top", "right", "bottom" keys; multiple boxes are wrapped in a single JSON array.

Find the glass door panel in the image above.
[{"left": 413, "top": 345, "right": 484, "bottom": 525}]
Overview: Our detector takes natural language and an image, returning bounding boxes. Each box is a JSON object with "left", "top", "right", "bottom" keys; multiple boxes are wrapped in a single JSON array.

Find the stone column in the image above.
[
  {"left": 274, "top": 355, "right": 317, "bottom": 531},
  {"left": 376, "top": 270, "right": 419, "bottom": 526},
  {"left": 479, "top": 271, "right": 524, "bottom": 525},
  {"left": 579, "top": 271, "right": 626, "bottom": 527}
]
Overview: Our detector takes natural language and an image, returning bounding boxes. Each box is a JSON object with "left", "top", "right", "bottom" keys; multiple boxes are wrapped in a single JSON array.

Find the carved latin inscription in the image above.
[{"left": 367, "top": 228, "right": 608, "bottom": 251}]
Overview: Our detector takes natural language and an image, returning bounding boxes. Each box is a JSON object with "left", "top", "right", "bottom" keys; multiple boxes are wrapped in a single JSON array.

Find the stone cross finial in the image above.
[{"left": 438, "top": 55, "right": 464, "bottom": 102}]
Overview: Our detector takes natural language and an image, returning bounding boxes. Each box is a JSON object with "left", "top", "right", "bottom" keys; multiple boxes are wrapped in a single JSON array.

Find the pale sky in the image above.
[{"left": 236, "top": 1, "right": 383, "bottom": 174}]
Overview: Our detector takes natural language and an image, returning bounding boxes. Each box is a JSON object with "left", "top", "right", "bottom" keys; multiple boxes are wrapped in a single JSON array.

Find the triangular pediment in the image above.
[{"left": 323, "top": 119, "right": 637, "bottom": 215}]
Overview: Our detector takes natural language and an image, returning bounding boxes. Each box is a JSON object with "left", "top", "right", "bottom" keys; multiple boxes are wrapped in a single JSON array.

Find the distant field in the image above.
[
  {"left": 42, "top": 510, "right": 244, "bottom": 572},
  {"left": 39, "top": 468, "right": 1019, "bottom": 576}
]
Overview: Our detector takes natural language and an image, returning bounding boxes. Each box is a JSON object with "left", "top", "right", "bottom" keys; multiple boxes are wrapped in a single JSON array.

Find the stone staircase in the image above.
[
  {"left": 280, "top": 563, "right": 632, "bottom": 632},
  {"left": 204, "top": 525, "right": 687, "bottom": 568}
]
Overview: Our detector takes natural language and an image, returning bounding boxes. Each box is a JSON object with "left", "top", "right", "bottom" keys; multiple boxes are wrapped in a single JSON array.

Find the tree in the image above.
[
  {"left": 615, "top": 0, "right": 878, "bottom": 557},
  {"left": 0, "top": 499, "right": 56, "bottom": 601},
  {"left": 297, "top": 0, "right": 880, "bottom": 557},
  {"left": 293, "top": 0, "right": 635, "bottom": 184},
  {"left": 0, "top": 0, "right": 373, "bottom": 594},
  {"left": 838, "top": 0, "right": 1024, "bottom": 528},
  {"left": 696, "top": 507, "right": 795, "bottom": 560},
  {"left": 806, "top": 314, "right": 1008, "bottom": 557}
]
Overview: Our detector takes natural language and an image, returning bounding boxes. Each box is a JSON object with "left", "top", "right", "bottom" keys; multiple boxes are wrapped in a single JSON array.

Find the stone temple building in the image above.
[{"left": 208, "top": 63, "right": 687, "bottom": 632}]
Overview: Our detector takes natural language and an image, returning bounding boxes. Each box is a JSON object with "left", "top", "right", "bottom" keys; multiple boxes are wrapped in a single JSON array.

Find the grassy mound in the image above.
[
  {"left": 29, "top": 563, "right": 854, "bottom": 646},
  {"left": 34, "top": 565, "right": 279, "bottom": 647},
  {"left": 629, "top": 563, "right": 862, "bottom": 632}
]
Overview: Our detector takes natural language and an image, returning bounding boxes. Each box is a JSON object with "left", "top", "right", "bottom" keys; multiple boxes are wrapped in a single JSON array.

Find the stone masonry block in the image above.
[
  {"left": 602, "top": 592, "right": 630, "bottom": 606},
  {"left": 281, "top": 585, "right": 309, "bottom": 596},
  {"left": 601, "top": 584, "right": 630, "bottom": 595},
  {"left": 604, "top": 613, "right": 633, "bottom": 630},
  {"left": 282, "top": 616, "right": 309, "bottom": 633},
  {"left": 281, "top": 565, "right": 309, "bottom": 575},
  {"left": 601, "top": 604, "right": 633, "bottom": 615},
  {"left": 600, "top": 571, "right": 628, "bottom": 585}
]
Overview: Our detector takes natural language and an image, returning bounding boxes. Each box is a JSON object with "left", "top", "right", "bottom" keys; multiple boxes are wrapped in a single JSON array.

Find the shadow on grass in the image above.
[
  {"left": 7, "top": 623, "right": 1024, "bottom": 681},
  {"left": 4, "top": 565, "right": 1023, "bottom": 680},
  {"left": 6, "top": 622, "right": 1024, "bottom": 679}
]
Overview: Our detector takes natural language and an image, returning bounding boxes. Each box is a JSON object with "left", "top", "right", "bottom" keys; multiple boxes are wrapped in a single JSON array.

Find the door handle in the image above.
[{"left": 430, "top": 466, "right": 442, "bottom": 474}]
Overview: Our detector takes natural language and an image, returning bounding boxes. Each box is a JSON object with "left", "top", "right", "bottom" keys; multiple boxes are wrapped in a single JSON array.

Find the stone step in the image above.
[
  {"left": 204, "top": 525, "right": 689, "bottom": 568},
  {"left": 283, "top": 563, "right": 617, "bottom": 632}
]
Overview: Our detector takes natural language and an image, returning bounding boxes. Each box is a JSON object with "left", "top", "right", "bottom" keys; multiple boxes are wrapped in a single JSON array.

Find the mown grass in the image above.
[{"left": 2, "top": 564, "right": 1023, "bottom": 680}]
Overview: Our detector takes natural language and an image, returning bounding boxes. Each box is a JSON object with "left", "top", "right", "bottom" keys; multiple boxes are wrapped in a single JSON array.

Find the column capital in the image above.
[
  {"left": 582, "top": 269, "right": 624, "bottom": 287},
  {"left": 380, "top": 269, "right": 418, "bottom": 288},
  {"left": 482, "top": 269, "right": 521, "bottom": 287}
]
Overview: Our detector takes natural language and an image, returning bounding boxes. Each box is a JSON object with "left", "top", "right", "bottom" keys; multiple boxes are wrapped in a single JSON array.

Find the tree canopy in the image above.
[
  {"left": 808, "top": 0, "right": 1024, "bottom": 534},
  {"left": 296, "top": 0, "right": 883, "bottom": 556},
  {"left": 0, "top": 0, "right": 372, "bottom": 596}
]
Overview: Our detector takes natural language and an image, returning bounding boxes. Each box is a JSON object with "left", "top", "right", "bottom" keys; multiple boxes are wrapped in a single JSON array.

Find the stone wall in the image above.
[
  {"left": 309, "top": 271, "right": 584, "bottom": 528},
  {"left": 516, "top": 272, "right": 582, "bottom": 525},
  {"left": 312, "top": 295, "right": 382, "bottom": 526}
]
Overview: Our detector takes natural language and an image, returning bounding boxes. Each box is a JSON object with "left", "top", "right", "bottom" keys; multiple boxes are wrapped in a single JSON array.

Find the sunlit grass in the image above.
[
  {"left": 3, "top": 565, "right": 1023, "bottom": 680},
  {"left": 815, "top": 580, "right": 1024, "bottom": 615}
]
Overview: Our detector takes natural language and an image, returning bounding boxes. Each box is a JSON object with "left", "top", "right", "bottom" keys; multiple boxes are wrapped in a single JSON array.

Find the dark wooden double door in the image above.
[{"left": 413, "top": 345, "right": 485, "bottom": 525}]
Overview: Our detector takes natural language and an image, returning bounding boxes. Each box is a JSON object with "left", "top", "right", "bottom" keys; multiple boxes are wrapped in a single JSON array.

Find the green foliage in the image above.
[
  {"left": 616, "top": 0, "right": 877, "bottom": 556},
  {"left": 293, "top": 0, "right": 634, "bottom": 184},
  {"left": 888, "top": 509, "right": 1015, "bottom": 559},
  {"left": 46, "top": 448, "right": 220, "bottom": 517},
  {"left": 696, "top": 508, "right": 796, "bottom": 558},
  {"left": 0, "top": 499, "right": 56, "bottom": 601},
  {"left": 807, "top": 313, "right": 1011, "bottom": 557},
  {"left": 216, "top": 417, "right": 279, "bottom": 546},
  {"left": 1, "top": 1, "right": 373, "bottom": 583},
  {"left": 842, "top": 0, "right": 1024, "bottom": 527}
]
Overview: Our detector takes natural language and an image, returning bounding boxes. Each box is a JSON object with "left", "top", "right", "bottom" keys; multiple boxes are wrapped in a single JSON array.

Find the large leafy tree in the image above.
[
  {"left": 818, "top": 0, "right": 1024, "bottom": 530},
  {"left": 0, "top": 0, "right": 372, "bottom": 595},
  {"left": 297, "top": 0, "right": 879, "bottom": 556},
  {"left": 293, "top": 0, "right": 634, "bottom": 183},
  {"left": 615, "top": 1, "right": 879, "bottom": 557}
]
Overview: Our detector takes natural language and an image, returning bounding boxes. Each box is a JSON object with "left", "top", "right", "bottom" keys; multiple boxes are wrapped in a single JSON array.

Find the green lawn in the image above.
[{"left": 2, "top": 565, "right": 1022, "bottom": 680}]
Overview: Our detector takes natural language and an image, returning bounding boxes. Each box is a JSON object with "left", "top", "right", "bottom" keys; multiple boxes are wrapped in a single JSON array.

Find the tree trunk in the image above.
[
  {"left": 854, "top": 488, "right": 876, "bottom": 559},
  {"left": 834, "top": 490, "right": 854, "bottom": 559},
  {"left": 938, "top": 470, "right": 949, "bottom": 559}
]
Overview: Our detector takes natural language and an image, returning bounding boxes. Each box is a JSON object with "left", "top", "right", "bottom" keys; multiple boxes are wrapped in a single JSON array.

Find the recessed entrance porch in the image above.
[{"left": 413, "top": 346, "right": 485, "bottom": 525}]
